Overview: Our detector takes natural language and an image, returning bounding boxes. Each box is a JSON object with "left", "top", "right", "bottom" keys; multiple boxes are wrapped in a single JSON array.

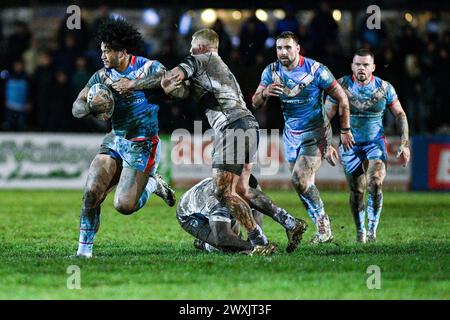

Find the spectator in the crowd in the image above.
[
  {"left": 435, "top": 44, "right": 450, "bottom": 132},
  {"left": 91, "top": 4, "right": 112, "bottom": 41},
  {"left": 23, "top": 36, "right": 40, "bottom": 77},
  {"left": 397, "top": 26, "right": 422, "bottom": 58},
  {"left": 275, "top": 7, "right": 300, "bottom": 36},
  {"left": 154, "top": 36, "right": 182, "bottom": 69},
  {"left": 377, "top": 45, "right": 401, "bottom": 134},
  {"left": 53, "top": 34, "right": 79, "bottom": 75},
  {"left": 358, "top": 12, "right": 387, "bottom": 51},
  {"left": 57, "top": 11, "right": 91, "bottom": 54},
  {"left": 2, "top": 60, "right": 31, "bottom": 131},
  {"left": 309, "top": 2, "right": 338, "bottom": 61},
  {"left": 421, "top": 39, "right": 439, "bottom": 132},
  {"left": 404, "top": 54, "right": 426, "bottom": 134},
  {"left": 71, "top": 56, "right": 91, "bottom": 105},
  {"left": 213, "top": 18, "right": 232, "bottom": 63},
  {"left": 32, "top": 51, "right": 55, "bottom": 131},
  {"left": 239, "top": 11, "right": 269, "bottom": 64},
  {"left": 49, "top": 69, "right": 70, "bottom": 132},
  {"left": 297, "top": 24, "right": 312, "bottom": 56},
  {"left": 6, "top": 21, "right": 31, "bottom": 69}
]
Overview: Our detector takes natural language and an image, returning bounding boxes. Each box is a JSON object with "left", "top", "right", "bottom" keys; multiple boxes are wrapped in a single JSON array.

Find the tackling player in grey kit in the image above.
[
  {"left": 114, "top": 28, "right": 308, "bottom": 253},
  {"left": 177, "top": 175, "right": 277, "bottom": 255}
]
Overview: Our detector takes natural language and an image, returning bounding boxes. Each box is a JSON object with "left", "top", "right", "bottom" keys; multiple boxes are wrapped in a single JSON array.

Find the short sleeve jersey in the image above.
[
  {"left": 178, "top": 52, "right": 254, "bottom": 131},
  {"left": 259, "top": 56, "right": 337, "bottom": 132},
  {"left": 87, "top": 56, "right": 164, "bottom": 139},
  {"left": 326, "top": 75, "right": 398, "bottom": 143}
]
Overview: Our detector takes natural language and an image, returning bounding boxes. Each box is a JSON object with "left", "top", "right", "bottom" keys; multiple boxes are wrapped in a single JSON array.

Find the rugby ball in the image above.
[{"left": 87, "top": 83, "right": 115, "bottom": 121}]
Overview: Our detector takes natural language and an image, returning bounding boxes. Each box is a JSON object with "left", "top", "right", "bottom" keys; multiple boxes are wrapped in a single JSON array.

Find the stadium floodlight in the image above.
[
  {"left": 256, "top": 9, "right": 268, "bottom": 22},
  {"left": 201, "top": 9, "right": 217, "bottom": 24},
  {"left": 405, "top": 12, "right": 413, "bottom": 23},
  {"left": 332, "top": 9, "right": 342, "bottom": 22},
  {"left": 232, "top": 10, "right": 242, "bottom": 20},
  {"left": 273, "top": 9, "right": 286, "bottom": 20},
  {"left": 143, "top": 9, "right": 160, "bottom": 26}
]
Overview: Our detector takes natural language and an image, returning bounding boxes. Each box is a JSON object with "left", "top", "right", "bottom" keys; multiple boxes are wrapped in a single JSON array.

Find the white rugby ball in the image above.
[{"left": 87, "top": 83, "right": 115, "bottom": 121}]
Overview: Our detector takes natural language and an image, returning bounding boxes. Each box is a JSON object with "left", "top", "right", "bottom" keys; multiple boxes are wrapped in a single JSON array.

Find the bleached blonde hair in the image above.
[{"left": 192, "top": 28, "right": 219, "bottom": 49}]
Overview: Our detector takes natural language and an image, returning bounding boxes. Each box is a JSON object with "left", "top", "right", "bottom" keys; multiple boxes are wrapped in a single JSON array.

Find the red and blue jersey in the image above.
[
  {"left": 87, "top": 56, "right": 164, "bottom": 139},
  {"left": 258, "top": 56, "right": 337, "bottom": 132}
]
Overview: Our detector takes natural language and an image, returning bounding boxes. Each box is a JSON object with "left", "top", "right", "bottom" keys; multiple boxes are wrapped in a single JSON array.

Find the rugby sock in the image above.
[
  {"left": 367, "top": 191, "right": 383, "bottom": 233},
  {"left": 353, "top": 209, "right": 366, "bottom": 233},
  {"left": 135, "top": 176, "right": 157, "bottom": 211},
  {"left": 300, "top": 184, "right": 325, "bottom": 225},
  {"left": 248, "top": 224, "right": 268, "bottom": 246},
  {"left": 77, "top": 208, "right": 100, "bottom": 256},
  {"left": 272, "top": 208, "right": 297, "bottom": 230}
]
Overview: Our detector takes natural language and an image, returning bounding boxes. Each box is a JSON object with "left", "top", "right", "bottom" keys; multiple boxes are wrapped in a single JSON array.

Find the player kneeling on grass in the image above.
[
  {"left": 71, "top": 19, "right": 175, "bottom": 258},
  {"left": 177, "top": 175, "right": 307, "bottom": 255}
]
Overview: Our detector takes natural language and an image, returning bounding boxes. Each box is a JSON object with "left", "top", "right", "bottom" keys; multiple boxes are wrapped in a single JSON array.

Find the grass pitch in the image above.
[{"left": 0, "top": 189, "right": 448, "bottom": 299}]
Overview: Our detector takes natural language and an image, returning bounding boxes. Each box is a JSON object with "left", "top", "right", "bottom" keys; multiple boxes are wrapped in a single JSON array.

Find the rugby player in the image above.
[
  {"left": 252, "top": 31, "right": 353, "bottom": 243},
  {"left": 113, "top": 29, "right": 308, "bottom": 253},
  {"left": 177, "top": 175, "right": 278, "bottom": 255},
  {"left": 72, "top": 19, "right": 175, "bottom": 258},
  {"left": 324, "top": 49, "right": 410, "bottom": 243}
]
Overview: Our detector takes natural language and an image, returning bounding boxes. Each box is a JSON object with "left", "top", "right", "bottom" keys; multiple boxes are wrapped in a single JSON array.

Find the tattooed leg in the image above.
[
  {"left": 114, "top": 167, "right": 150, "bottom": 215},
  {"left": 213, "top": 169, "right": 267, "bottom": 246},
  {"left": 346, "top": 173, "right": 367, "bottom": 235},
  {"left": 366, "top": 160, "right": 386, "bottom": 235},
  {"left": 291, "top": 156, "right": 324, "bottom": 223},
  {"left": 236, "top": 164, "right": 297, "bottom": 230},
  {"left": 365, "top": 160, "right": 386, "bottom": 238},
  {"left": 77, "top": 155, "right": 121, "bottom": 257}
]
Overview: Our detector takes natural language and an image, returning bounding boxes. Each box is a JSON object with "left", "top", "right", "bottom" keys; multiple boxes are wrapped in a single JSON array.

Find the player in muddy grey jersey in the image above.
[
  {"left": 176, "top": 175, "right": 274, "bottom": 254},
  {"left": 113, "top": 28, "right": 308, "bottom": 253}
]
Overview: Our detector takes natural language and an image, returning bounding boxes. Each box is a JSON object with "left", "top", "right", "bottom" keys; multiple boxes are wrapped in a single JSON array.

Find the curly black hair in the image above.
[{"left": 96, "top": 18, "right": 144, "bottom": 54}]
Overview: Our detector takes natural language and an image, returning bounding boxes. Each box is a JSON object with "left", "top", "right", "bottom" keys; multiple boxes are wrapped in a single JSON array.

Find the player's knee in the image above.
[
  {"left": 82, "top": 187, "right": 102, "bottom": 207},
  {"left": 291, "top": 172, "right": 308, "bottom": 193},
  {"left": 350, "top": 185, "right": 365, "bottom": 197},
  {"left": 367, "top": 177, "right": 383, "bottom": 193},
  {"left": 114, "top": 198, "right": 136, "bottom": 215}
]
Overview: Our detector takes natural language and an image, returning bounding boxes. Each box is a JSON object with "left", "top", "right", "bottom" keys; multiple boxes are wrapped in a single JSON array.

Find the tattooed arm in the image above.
[
  {"left": 389, "top": 101, "right": 410, "bottom": 166},
  {"left": 160, "top": 67, "right": 190, "bottom": 99},
  {"left": 209, "top": 220, "right": 253, "bottom": 252},
  {"left": 327, "top": 83, "right": 355, "bottom": 151},
  {"left": 112, "top": 61, "right": 165, "bottom": 94},
  {"left": 72, "top": 87, "right": 91, "bottom": 118},
  {"left": 72, "top": 86, "right": 111, "bottom": 118}
]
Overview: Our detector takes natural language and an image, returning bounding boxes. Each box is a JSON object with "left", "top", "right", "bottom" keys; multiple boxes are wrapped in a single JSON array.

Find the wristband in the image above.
[{"left": 340, "top": 128, "right": 351, "bottom": 134}]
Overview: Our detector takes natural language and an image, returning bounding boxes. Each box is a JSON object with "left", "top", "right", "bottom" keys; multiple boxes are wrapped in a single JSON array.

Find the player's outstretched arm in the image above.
[
  {"left": 389, "top": 101, "right": 410, "bottom": 167},
  {"left": 112, "top": 61, "right": 166, "bottom": 94},
  {"left": 209, "top": 220, "right": 253, "bottom": 252},
  {"left": 160, "top": 69, "right": 189, "bottom": 99},
  {"left": 327, "top": 83, "right": 355, "bottom": 151}
]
